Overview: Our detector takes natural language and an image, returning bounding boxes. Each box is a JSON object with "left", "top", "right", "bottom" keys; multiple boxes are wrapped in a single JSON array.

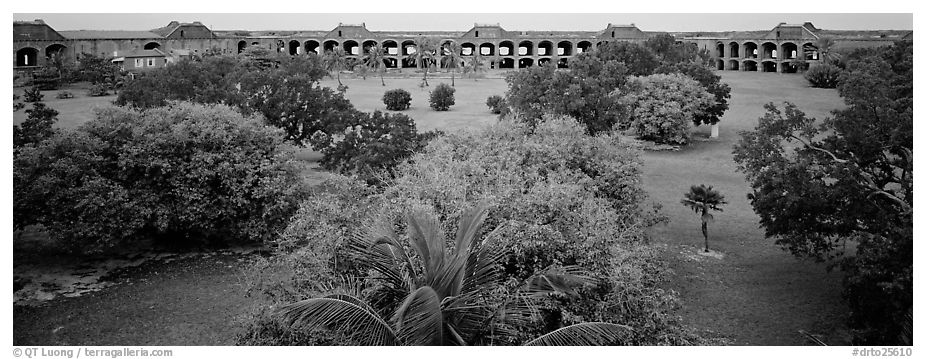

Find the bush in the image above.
[
  {"left": 382, "top": 89, "right": 412, "bottom": 111},
  {"left": 485, "top": 95, "right": 509, "bottom": 115},
  {"left": 619, "top": 73, "right": 715, "bottom": 145},
  {"left": 56, "top": 91, "right": 74, "bottom": 99},
  {"left": 87, "top": 83, "right": 110, "bottom": 97},
  {"left": 428, "top": 83, "right": 455, "bottom": 111},
  {"left": 804, "top": 63, "right": 841, "bottom": 88},
  {"left": 14, "top": 102, "right": 58, "bottom": 148},
  {"left": 23, "top": 87, "right": 43, "bottom": 102},
  {"left": 13, "top": 102, "right": 304, "bottom": 253}
]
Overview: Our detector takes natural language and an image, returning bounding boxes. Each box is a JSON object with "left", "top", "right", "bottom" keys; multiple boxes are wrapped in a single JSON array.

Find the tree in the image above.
[
  {"left": 440, "top": 42, "right": 463, "bottom": 87},
  {"left": 593, "top": 42, "right": 659, "bottom": 76},
  {"left": 363, "top": 45, "right": 387, "bottom": 86},
  {"left": 655, "top": 62, "right": 731, "bottom": 126},
  {"left": 618, "top": 73, "right": 715, "bottom": 144},
  {"left": 732, "top": 41, "right": 911, "bottom": 344},
  {"left": 645, "top": 34, "right": 712, "bottom": 67},
  {"left": 815, "top": 37, "right": 842, "bottom": 65},
  {"left": 680, "top": 185, "right": 727, "bottom": 252},
  {"left": 414, "top": 37, "right": 437, "bottom": 86},
  {"left": 14, "top": 102, "right": 58, "bottom": 148},
  {"left": 75, "top": 53, "right": 120, "bottom": 86},
  {"left": 276, "top": 203, "right": 634, "bottom": 345},
  {"left": 324, "top": 48, "right": 349, "bottom": 87}
]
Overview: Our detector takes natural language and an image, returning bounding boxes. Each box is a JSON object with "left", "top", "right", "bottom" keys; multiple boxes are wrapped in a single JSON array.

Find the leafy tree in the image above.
[
  {"left": 593, "top": 41, "right": 659, "bottom": 76},
  {"left": 14, "top": 102, "right": 59, "bottom": 148},
  {"left": 382, "top": 89, "right": 412, "bottom": 111},
  {"left": 362, "top": 45, "right": 387, "bottom": 86},
  {"left": 732, "top": 41, "right": 911, "bottom": 344},
  {"left": 645, "top": 34, "right": 712, "bottom": 66},
  {"left": 75, "top": 53, "right": 120, "bottom": 85},
  {"left": 655, "top": 62, "right": 731, "bottom": 126},
  {"left": 324, "top": 48, "right": 349, "bottom": 86},
  {"left": 680, "top": 185, "right": 727, "bottom": 252},
  {"left": 414, "top": 37, "right": 438, "bottom": 86},
  {"left": 440, "top": 42, "right": 463, "bottom": 87},
  {"left": 505, "top": 55, "right": 629, "bottom": 134},
  {"left": 276, "top": 203, "right": 634, "bottom": 345},
  {"left": 618, "top": 73, "right": 715, "bottom": 144}
]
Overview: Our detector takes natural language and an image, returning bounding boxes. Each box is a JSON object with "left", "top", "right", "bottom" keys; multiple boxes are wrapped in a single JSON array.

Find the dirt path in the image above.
[{"left": 640, "top": 72, "right": 852, "bottom": 345}]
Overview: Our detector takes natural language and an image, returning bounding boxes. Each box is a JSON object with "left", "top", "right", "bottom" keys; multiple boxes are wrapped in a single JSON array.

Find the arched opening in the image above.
[
  {"left": 304, "top": 40, "right": 319, "bottom": 54},
  {"left": 276, "top": 40, "right": 286, "bottom": 53},
  {"left": 461, "top": 42, "right": 475, "bottom": 56},
  {"left": 518, "top": 40, "right": 533, "bottom": 56},
  {"left": 401, "top": 57, "right": 416, "bottom": 68},
  {"left": 761, "top": 60, "right": 777, "bottom": 72},
  {"left": 803, "top": 42, "right": 819, "bottom": 61},
  {"left": 744, "top": 42, "right": 758, "bottom": 59},
  {"left": 401, "top": 40, "right": 417, "bottom": 56},
  {"left": 743, "top": 60, "right": 758, "bottom": 71},
  {"left": 45, "top": 44, "right": 67, "bottom": 61},
  {"left": 716, "top": 59, "right": 724, "bottom": 70},
  {"left": 323, "top": 40, "right": 339, "bottom": 53},
  {"left": 576, "top": 41, "right": 592, "bottom": 54},
  {"left": 498, "top": 41, "right": 514, "bottom": 56},
  {"left": 382, "top": 40, "right": 398, "bottom": 56},
  {"left": 343, "top": 40, "right": 359, "bottom": 55},
  {"left": 16, "top": 47, "right": 38, "bottom": 67},
  {"left": 557, "top": 41, "right": 573, "bottom": 56},
  {"left": 384, "top": 57, "right": 398, "bottom": 68},
  {"left": 362, "top": 40, "right": 378, "bottom": 55},
  {"left": 596, "top": 41, "right": 608, "bottom": 48},
  {"left": 289, "top": 40, "right": 300, "bottom": 55},
  {"left": 143, "top": 42, "right": 161, "bottom": 50},
  {"left": 499, "top": 57, "right": 515, "bottom": 69},
  {"left": 518, "top": 58, "right": 534, "bottom": 68},
  {"left": 237, "top": 40, "right": 248, "bottom": 53},
  {"left": 729, "top": 42, "right": 740, "bottom": 58},
  {"left": 781, "top": 42, "right": 798, "bottom": 60},
  {"left": 728, "top": 59, "right": 740, "bottom": 71},
  {"left": 538, "top": 41, "right": 553, "bottom": 56},
  {"left": 716, "top": 42, "right": 725, "bottom": 57},
  {"left": 479, "top": 42, "right": 495, "bottom": 56},
  {"left": 538, "top": 57, "right": 552, "bottom": 67},
  {"left": 761, "top": 42, "right": 777, "bottom": 59},
  {"left": 557, "top": 58, "right": 569, "bottom": 68}
]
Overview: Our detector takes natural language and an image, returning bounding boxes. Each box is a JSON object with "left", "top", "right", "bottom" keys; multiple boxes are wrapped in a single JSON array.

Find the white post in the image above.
[{"left": 711, "top": 124, "right": 720, "bottom": 138}]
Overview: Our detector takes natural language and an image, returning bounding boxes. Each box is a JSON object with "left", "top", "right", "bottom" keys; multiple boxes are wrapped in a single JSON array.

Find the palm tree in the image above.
[
  {"left": 681, "top": 184, "right": 727, "bottom": 252},
  {"left": 814, "top": 37, "right": 841, "bottom": 65},
  {"left": 464, "top": 51, "right": 486, "bottom": 81},
  {"left": 441, "top": 42, "right": 463, "bottom": 87},
  {"left": 276, "top": 202, "right": 633, "bottom": 345},
  {"left": 323, "top": 48, "right": 348, "bottom": 87},
  {"left": 363, "top": 45, "right": 387, "bottom": 86},
  {"left": 414, "top": 37, "right": 437, "bottom": 86}
]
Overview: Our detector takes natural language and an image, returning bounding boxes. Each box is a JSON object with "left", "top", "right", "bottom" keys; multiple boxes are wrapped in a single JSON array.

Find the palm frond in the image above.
[
  {"left": 522, "top": 265, "right": 597, "bottom": 298},
  {"left": 275, "top": 296, "right": 398, "bottom": 345},
  {"left": 347, "top": 221, "right": 415, "bottom": 291},
  {"left": 406, "top": 208, "right": 445, "bottom": 276},
  {"left": 524, "top": 322, "right": 634, "bottom": 346},
  {"left": 392, "top": 286, "right": 445, "bottom": 345}
]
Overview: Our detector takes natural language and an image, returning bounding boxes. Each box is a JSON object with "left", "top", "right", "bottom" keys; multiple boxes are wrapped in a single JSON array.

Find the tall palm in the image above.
[
  {"left": 323, "top": 48, "right": 348, "bottom": 86},
  {"left": 441, "top": 42, "right": 463, "bottom": 87},
  {"left": 276, "top": 202, "right": 633, "bottom": 345},
  {"left": 681, "top": 184, "right": 727, "bottom": 252},
  {"left": 815, "top": 37, "right": 841, "bottom": 65},
  {"left": 464, "top": 51, "right": 485, "bottom": 81},
  {"left": 363, "top": 45, "right": 387, "bottom": 86},
  {"left": 414, "top": 37, "right": 437, "bottom": 86}
]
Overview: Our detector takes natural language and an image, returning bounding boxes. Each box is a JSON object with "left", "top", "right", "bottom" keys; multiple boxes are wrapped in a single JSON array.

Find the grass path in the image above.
[{"left": 641, "top": 71, "right": 851, "bottom": 345}]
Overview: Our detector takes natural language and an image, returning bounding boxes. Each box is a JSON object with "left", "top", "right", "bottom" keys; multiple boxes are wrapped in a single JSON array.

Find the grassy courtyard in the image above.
[{"left": 14, "top": 70, "right": 851, "bottom": 345}]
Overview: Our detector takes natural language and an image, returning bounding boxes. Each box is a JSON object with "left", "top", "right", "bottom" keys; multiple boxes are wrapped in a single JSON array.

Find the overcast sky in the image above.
[{"left": 13, "top": 13, "right": 913, "bottom": 33}]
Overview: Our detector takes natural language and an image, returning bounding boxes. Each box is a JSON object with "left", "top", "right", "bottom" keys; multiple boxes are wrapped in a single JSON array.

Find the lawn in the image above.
[{"left": 13, "top": 70, "right": 852, "bottom": 345}]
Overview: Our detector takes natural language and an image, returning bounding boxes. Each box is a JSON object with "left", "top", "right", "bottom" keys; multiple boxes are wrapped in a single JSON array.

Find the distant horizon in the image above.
[{"left": 12, "top": 13, "right": 914, "bottom": 33}]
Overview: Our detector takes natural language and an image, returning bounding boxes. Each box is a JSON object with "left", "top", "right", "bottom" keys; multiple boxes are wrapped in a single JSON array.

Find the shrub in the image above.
[
  {"left": 485, "top": 95, "right": 509, "bottom": 115},
  {"left": 382, "top": 89, "right": 412, "bottom": 111},
  {"left": 619, "top": 73, "right": 715, "bottom": 145},
  {"left": 13, "top": 102, "right": 304, "bottom": 253},
  {"left": 308, "top": 110, "right": 440, "bottom": 184},
  {"left": 804, "top": 63, "right": 841, "bottom": 88},
  {"left": 428, "top": 83, "right": 455, "bottom": 111},
  {"left": 87, "top": 83, "right": 110, "bottom": 97},
  {"left": 23, "top": 87, "right": 43, "bottom": 102},
  {"left": 56, "top": 91, "right": 74, "bottom": 100}
]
